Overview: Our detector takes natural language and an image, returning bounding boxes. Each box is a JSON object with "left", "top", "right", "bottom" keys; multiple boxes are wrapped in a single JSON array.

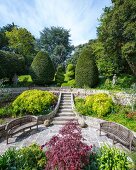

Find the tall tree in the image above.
[
  {"left": 6, "top": 27, "right": 35, "bottom": 56},
  {"left": 0, "top": 23, "right": 16, "bottom": 50},
  {"left": 97, "top": 0, "right": 136, "bottom": 76},
  {"left": 38, "top": 26, "right": 73, "bottom": 68}
]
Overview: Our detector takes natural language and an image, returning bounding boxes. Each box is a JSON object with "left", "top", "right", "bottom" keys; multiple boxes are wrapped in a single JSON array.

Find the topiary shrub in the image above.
[
  {"left": 67, "top": 79, "right": 76, "bottom": 87},
  {"left": 55, "top": 65, "right": 65, "bottom": 86},
  {"left": 11, "top": 90, "right": 57, "bottom": 116},
  {"left": 64, "top": 64, "right": 75, "bottom": 82},
  {"left": 75, "top": 47, "right": 99, "bottom": 88},
  {"left": 30, "top": 51, "right": 55, "bottom": 85}
]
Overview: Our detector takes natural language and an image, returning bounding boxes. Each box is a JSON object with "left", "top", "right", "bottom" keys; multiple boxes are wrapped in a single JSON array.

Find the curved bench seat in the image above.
[
  {"left": 5, "top": 115, "right": 38, "bottom": 144},
  {"left": 100, "top": 121, "right": 134, "bottom": 151}
]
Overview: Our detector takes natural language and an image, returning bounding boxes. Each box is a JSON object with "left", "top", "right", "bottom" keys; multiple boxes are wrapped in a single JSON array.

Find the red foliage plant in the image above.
[{"left": 44, "top": 120, "right": 92, "bottom": 170}]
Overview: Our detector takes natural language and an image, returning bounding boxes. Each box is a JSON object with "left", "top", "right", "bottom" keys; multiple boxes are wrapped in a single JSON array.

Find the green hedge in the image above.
[
  {"left": 11, "top": 90, "right": 57, "bottom": 116},
  {"left": 30, "top": 51, "right": 55, "bottom": 85},
  {"left": 75, "top": 47, "right": 99, "bottom": 88}
]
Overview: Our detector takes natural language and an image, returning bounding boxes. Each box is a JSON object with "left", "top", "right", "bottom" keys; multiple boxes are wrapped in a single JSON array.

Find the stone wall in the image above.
[{"left": 0, "top": 87, "right": 135, "bottom": 106}]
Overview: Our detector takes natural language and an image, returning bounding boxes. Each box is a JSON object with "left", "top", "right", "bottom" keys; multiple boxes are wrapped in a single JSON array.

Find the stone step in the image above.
[
  {"left": 57, "top": 112, "right": 75, "bottom": 116},
  {"left": 53, "top": 116, "right": 76, "bottom": 121},
  {"left": 61, "top": 94, "right": 71, "bottom": 97},
  {"left": 61, "top": 93, "right": 71, "bottom": 95},
  {"left": 58, "top": 108, "right": 73, "bottom": 112},
  {"left": 60, "top": 102, "right": 71, "bottom": 105},
  {"left": 59, "top": 103, "right": 71, "bottom": 106},
  {"left": 59, "top": 105, "right": 72, "bottom": 109},
  {"left": 52, "top": 119, "right": 77, "bottom": 125},
  {"left": 61, "top": 97, "right": 71, "bottom": 100},
  {"left": 61, "top": 99, "right": 71, "bottom": 101}
]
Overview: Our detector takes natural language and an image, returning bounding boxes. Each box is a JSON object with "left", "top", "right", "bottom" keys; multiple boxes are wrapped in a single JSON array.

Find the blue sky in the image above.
[{"left": 0, "top": 0, "right": 111, "bottom": 45}]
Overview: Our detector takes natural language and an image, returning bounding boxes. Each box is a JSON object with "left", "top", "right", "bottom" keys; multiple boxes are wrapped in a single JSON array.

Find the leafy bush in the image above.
[
  {"left": 0, "top": 50, "right": 25, "bottom": 80},
  {"left": 85, "top": 93, "right": 114, "bottom": 117},
  {"left": 97, "top": 145, "right": 131, "bottom": 170},
  {"left": 30, "top": 51, "right": 55, "bottom": 85},
  {"left": 75, "top": 47, "right": 99, "bottom": 88},
  {"left": 44, "top": 121, "right": 92, "bottom": 170},
  {"left": 11, "top": 90, "right": 57, "bottom": 116},
  {"left": 92, "top": 93, "right": 114, "bottom": 117},
  {"left": 0, "top": 144, "right": 46, "bottom": 170}
]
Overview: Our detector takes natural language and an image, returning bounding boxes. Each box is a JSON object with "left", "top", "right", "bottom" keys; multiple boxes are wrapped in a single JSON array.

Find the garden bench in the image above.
[
  {"left": 100, "top": 121, "right": 134, "bottom": 151},
  {"left": 5, "top": 115, "right": 38, "bottom": 144}
]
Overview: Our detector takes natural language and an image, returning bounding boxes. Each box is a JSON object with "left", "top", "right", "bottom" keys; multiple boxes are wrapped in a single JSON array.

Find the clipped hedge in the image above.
[
  {"left": 75, "top": 47, "right": 99, "bottom": 88},
  {"left": 30, "top": 51, "right": 55, "bottom": 85},
  {"left": 11, "top": 90, "right": 57, "bottom": 116}
]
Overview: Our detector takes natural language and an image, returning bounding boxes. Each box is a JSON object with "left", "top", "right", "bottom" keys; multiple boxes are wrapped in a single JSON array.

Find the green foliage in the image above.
[
  {"left": 11, "top": 90, "right": 57, "bottom": 116},
  {"left": 38, "top": 26, "right": 73, "bottom": 68},
  {"left": 92, "top": 93, "right": 114, "bottom": 117},
  {"left": 66, "top": 44, "right": 86, "bottom": 66},
  {"left": 18, "top": 75, "right": 33, "bottom": 87},
  {"left": 97, "top": 0, "right": 136, "bottom": 76},
  {"left": 55, "top": 65, "right": 65, "bottom": 86},
  {"left": 75, "top": 47, "right": 99, "bottom": 88},
  {"left": 0, "top": 106, "right": 12, "bottom": 118},
  {"left": 85, "top": 93, "right": 114, "bottom": 117},
  {"left": 97, "top": 74, "right": 136, "bottom": 90},
  {"left": 0, "top": 144, "right": 46, "bottom": 170},
  {"left": 64, "top": 64, "right": 75, "bottom": 82},
  {"left": 97, "top": 145, "right": 131, "bottom": 170},
  {"left": 30, "top": 51, "right": 55, "bottom": 85},
  {"left": 0, "top": 50, "right": 25, "bottom": 79},
  {"left": 0, "top": 23, "right": 16, "bottom": 50},
  {"left": 75, "top": 95, "right": 136, "bottom": 131},
  {"left": 67, "top": 79, "right": 76, "bottom": 87},
  {"left": 6, "top": 27, "right": 35, "bottom": 56}
]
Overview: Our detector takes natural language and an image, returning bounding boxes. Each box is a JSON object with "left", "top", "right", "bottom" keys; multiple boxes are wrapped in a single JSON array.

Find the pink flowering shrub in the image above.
[{"left": 44, "top": 120, "right": 92, "bottom": 170}]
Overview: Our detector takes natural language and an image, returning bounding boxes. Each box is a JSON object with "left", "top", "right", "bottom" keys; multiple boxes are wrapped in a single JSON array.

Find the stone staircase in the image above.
[{"left": 52, "top": 92, "right": 77, "bottom": 125}]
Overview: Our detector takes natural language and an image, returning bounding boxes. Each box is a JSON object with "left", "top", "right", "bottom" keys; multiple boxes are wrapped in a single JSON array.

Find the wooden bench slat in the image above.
[{"left": 100, "top": 121, "right": 134, "bottom": 151}]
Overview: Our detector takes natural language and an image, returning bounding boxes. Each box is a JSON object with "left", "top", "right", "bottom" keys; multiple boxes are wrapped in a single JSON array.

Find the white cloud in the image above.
[{"left": 0, "top": 0, "right": 111, "bottom": 45}]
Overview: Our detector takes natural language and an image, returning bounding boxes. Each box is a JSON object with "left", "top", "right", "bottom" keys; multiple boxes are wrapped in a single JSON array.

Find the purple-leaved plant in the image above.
[{"left": 43, "top": 120, "right": 92, "bottom": 170}]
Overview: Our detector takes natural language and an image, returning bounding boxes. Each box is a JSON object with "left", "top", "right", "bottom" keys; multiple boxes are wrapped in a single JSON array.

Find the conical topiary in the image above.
[
  {"left": 30, "top": 51, "right": 55, "bottom": 85},
  {"left": 75, "top": 47, "right": 99, "bottom": 88}
]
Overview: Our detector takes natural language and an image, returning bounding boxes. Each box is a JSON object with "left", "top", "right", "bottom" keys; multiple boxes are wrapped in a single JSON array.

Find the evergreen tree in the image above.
[
  {"left": 75, "top": 47, "right": 99, "bottom": 88},
  {"left": 30, "top": 51, "right": 55, "bottom": 85}
]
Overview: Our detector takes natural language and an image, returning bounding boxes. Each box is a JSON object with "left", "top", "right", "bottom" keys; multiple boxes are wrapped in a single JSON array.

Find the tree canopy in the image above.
[
  {"left": 38, "top": 26, "right": 73, "bottom": 68},
  {"left": 97, "top": 0, "right": 136, "bottom": 76},
  {"left": 6, "top": 27, "right": 35, "bottom": 56}
]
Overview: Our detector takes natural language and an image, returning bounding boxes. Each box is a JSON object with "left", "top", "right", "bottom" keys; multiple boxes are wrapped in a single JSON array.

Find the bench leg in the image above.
[
  {"left": 6, "top": 136, "right": 9, "bottom": 144},
  {"left": 37, "top": 124, "right": 38, "bottom": 131},
  {"left": 129, "top": 143, "right": 132, "bottom": 151},
  {"left": 99, "top": 129, "right": 101, "bottom": 136}
]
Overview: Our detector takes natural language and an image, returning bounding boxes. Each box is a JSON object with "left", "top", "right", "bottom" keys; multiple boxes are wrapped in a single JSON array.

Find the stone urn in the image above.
[
  {"left": 44, "top": 119, "right": 51, "bottom": 127},
  {"left": 78, "top": 116, "right": 87, "bottom": 128}
]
